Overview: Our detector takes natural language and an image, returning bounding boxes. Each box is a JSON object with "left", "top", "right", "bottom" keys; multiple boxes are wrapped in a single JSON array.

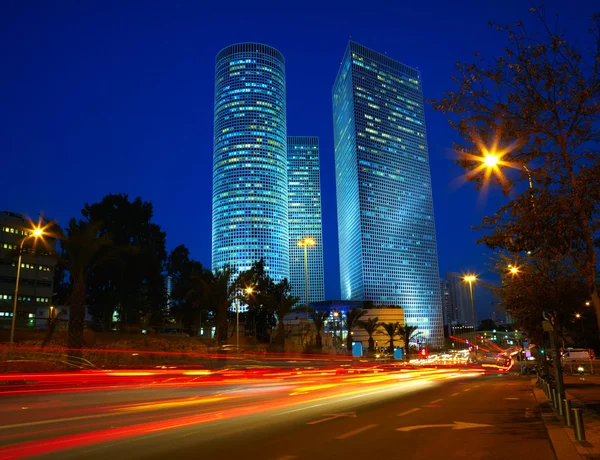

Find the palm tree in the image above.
[
  {"left": 358, "top": 317, "right": 379, "bottom": 352},
  {"left": 379, "top": 322, "right": 400, "bottom": 354},
  {"left": 398, "top": 325, "right": 419, "bottom": 359},
  {"left": 202, "top": 265, "right": 237, "bottom": 344},
  {"left": 343, "top": 308, "right": 366, "bottom": 353},
  {"left": 310, "top": 309, "right": 330, "bottom": 350},
  {"left": 50, "top": 219, "right": 114, "bottom": 358},
  {"left": 274, "top": 292, "right": 300, "bottom": 348}
]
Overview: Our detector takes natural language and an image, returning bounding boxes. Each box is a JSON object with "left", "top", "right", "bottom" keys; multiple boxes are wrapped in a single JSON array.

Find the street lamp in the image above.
[
  {"left": 463, "top": 274, "right": 477, "bottom": 348},
  {"left": 298, "top": 237, "right": 316, "bottom": 332},
  {"left": 237, "top": 286, "right": 254, "bottom": 351},
  {"left": 507, "top": 264, "right": 520, "bottom": 276},
  {"left": 10, "top": 226, "right": 45, "bottom": 352},
  {"left": 575, "top": 313, "right": 586, "bottom": 347},
  {"left": 333, "top": 311, "right": 339, "bottom": 349}
]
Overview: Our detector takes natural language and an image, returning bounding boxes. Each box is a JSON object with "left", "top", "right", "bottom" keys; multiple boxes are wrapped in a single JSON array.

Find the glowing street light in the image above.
[
  {"left": 507, "top": 264, "right": 520, "bottom": 276},
  {"left": 463, "top": 275, "right": 477, "bottom": 344},
  {"left": 483, "top": 155, "right": 499, "bottom": 168},
  {"left": 461, "top": 132, "right": 533, "bottom": 190},
  {"left": 10, "top": 225, "right": 46, "bottom": 352},
  {"left": 237, "top": 285, "right": 254, "bottom": 350}
]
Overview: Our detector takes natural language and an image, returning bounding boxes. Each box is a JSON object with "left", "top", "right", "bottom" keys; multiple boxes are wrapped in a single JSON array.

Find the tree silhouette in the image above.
[
  {"left": 398, "top": 325, "right": 419, "bottom": 359},
  {"left": 358, "top": 317, "right": 379, "bottom": 352},
  {"left": 310, "top": 309, "right": 330, "bottom": 350},
  {"left": 431, "top": 9, "right": 600, "bottom": 330},
  {"left": 49, "top": 219, "right": 115, "bottom": 360},
  {"left": 379, "top": 322, "right": 400, "bottom": 354},
  {"left": 344, "top": 308, "right": 366, "bottom": 353}
]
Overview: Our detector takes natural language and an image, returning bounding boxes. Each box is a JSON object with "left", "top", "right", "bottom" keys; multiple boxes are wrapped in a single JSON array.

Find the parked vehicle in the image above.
[{"left": 561, "top": 348, "right": 594, "bottom": 362}]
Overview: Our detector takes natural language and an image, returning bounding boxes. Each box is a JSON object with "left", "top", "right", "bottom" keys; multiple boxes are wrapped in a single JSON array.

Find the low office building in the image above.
[
  {"left": 350, "top": 308, "right": 405, "bottom": 351},
  {"left": 284, "top": 301, "right": 405, "bottom": 352},
  {"left": 0, "top": 211, "right": 57, "bottom": 329}
]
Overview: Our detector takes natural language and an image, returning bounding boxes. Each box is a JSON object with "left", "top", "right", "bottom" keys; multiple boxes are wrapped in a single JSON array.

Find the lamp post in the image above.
[
  {"left": 463, "top": 274, "right": 477, "bottom": 353},
  {"left": 575, "top": 313, "right": 586, "bottom": 348},
  {"left": 298, "top": 237, "right": 316, "bottom": 343},
  {"left": 333, "top": 311, "right": 339, "bottom": 349},
  {"left": 237, "top": 286, "right": 254, "bottom": 351},
  {"left": 10, "top": 226, "right": 44, "bottom": 354}
]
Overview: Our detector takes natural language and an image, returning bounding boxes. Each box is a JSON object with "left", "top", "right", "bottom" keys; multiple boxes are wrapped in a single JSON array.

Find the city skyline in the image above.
[
  {"left": 333, "top": 41, "right": 443, "bottom": 345},
  {"left": 2, "top": 1, "right": 590, "bottom": 321}
]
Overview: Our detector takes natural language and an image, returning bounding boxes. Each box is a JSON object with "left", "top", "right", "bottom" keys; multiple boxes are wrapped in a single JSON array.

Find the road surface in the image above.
[{"left": 0, "top": 367, "right": 554, "bottom": 459}]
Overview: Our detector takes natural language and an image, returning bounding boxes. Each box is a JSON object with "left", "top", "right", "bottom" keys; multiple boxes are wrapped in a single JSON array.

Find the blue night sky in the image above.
[{"left": 1, "top": 0, "right": 595, "bottom": 320}]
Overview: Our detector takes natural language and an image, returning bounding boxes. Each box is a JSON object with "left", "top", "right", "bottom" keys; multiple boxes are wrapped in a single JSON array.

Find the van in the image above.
[{"left": 562, "top": 348, "right": 594, "bottom": 362}]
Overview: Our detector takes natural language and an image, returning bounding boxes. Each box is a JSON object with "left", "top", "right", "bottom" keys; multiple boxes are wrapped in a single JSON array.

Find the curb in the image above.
[{"left": 530, "top": 379, "right": 583, "bottom": 460}]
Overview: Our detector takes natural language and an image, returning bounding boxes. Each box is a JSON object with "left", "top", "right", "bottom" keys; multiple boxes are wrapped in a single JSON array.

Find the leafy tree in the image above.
[
  {"left": 398, "top": 325, "right": 419, "bottom": 359},
  {"left": 81, "top": 194, "right": 167, "bottom": 330},
  {"left": 166, "top": 244, "right": 209, "bottom": 333},
  {"left": 431, "top": 9, "right": 600, "bottom": 329},
  {"left": 489, "top": 251, "right": 588, "bottom": 347},
  {"left": 478, "top": 319, "right": 498, "bottom": 331},
  {"left": 379, "top": 322, "right": 400, "bottom": 354},
  {"left": 358, "top": 317, "right": 379, "bottom": 352},
  {"left": 343, "top": 308, "right": 366, "bottom": 353},
  {"left": 310, "top": 309, "right": 330, "bottom": 350}
]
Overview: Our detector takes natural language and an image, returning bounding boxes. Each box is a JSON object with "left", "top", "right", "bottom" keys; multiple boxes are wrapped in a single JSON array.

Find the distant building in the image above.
[
  {"left": 34, "top": 305, "right": 93, "bottom": 330},
  {"left": 211, "top": 43, "right": 289, "bottom": 282},
  {"left": 332, "top": 41, "right": 443, "bottom": 346},
  {"left": 165, "top": 275, "right": 173, "bottom": 310},
  {"left": 309, "top": 299, "right": 366, "bottom": 315},
  {"left": 446, "top": 272, "right": 474, "bottom": 327},
  {"left": 0, "top": 211, "right": 57, "bottom": 328},
  {"left": 439, "top": 278, "right": 455, "bottom": 326},
  {"left": 288, "top": 136, "right": 325, "bottom": 306}
]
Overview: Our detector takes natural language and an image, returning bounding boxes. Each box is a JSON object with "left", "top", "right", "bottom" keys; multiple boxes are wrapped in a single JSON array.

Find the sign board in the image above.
[
  {"left": 352, "top": 342, "right": 363, "bottom": 357},
  {"left": 542, "top": 321, "right": 552, "bottom": 332},
  {"left": 394, "top": 348, "right": 404, "bottom": 360}
]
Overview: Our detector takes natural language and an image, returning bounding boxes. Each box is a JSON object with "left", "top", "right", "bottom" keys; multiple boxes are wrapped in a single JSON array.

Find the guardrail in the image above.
[{"left": 537, "top": 373, "right": 586, "bottom": 442}]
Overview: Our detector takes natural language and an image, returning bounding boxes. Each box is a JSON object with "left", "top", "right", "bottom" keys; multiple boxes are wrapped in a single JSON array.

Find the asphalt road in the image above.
[{"left": 0, "top": 368, "right": 555, "bottom": 459}]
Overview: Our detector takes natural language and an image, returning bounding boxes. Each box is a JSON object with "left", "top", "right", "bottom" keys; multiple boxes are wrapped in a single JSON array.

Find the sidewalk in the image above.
[
  {"left": 532, "top": 374, "right": 600, "bottom": 459},
  {"left": 564, "top": 375, "right": 600, "bottom": 457}
]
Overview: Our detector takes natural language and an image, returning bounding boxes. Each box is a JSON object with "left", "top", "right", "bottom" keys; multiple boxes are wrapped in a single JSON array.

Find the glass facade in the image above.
[
  {"left": 212, "top": 43, "right": 289, "bottom": 281},
  {"left": 446, "top": 272, "right": 474, "bottom": 327},
  {"left": 288, "top": 136, "right": 325, "bottom": 306},
  {"left": 332, "top": 41, "right": 443, "bottom": 346}
]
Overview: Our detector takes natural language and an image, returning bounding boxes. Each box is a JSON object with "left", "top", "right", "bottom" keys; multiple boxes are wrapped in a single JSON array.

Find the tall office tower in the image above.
[
  {"left": 446, "top": 272, "right": 474, "bottom": 327},
  {"left": 212, "top": 43, "right": 289, "bottom": 281},
  {"left": 332, "top": 41, "right": 443, "bottom": 346},
  {"left": 288, "top": 136, "right": 325, "bottom": 306},
  {"left": 439, "top": 278, "right": 455, "bottom": 326}
]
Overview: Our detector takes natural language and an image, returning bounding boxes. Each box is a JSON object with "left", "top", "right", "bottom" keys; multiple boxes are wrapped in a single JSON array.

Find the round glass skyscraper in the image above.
[{"left": 212, "top": 43, "right": 289, "bottom": 281}]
